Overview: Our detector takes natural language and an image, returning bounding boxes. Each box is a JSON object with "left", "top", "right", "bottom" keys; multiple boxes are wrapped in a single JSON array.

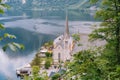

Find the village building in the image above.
[
  {"left": 53, "top": 14, "right": 74, "bottom": 65},
  {"left": 16, "top": 14, "right": 75, "bottom": 79}
]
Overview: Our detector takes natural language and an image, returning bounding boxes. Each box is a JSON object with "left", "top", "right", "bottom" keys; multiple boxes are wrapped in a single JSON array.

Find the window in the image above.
[
  {"left": 65, "top": 41, "right": 68, "bottom": 43},
  {"left": 59, "top": 38, "right": 61, "bottom": 40},
  {"left": 58, "top": 53, "right": 61, "bottom": 63}
]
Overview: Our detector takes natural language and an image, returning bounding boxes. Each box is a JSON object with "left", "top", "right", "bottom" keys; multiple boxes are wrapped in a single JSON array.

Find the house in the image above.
[
  {"left": 16, "top": 64, "right": 31, "bottom": 77},
  {"left": 38, "top": 48, "right": 48, "bottom": 57}
]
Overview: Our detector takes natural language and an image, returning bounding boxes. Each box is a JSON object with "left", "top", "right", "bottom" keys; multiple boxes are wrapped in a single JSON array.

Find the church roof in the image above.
[
  {"left": 53, "top": 11, "right": 73, "bottom": 49},
  {"left": 54, "top": 35, "right": 73, "bottom": 49},
  {"left": 54, "top": 35, "right": 64, "bottom": 49}
]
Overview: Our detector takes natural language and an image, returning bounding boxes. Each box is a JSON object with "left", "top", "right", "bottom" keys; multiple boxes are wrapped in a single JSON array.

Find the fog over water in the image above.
[{"left": 0, "top": 49, "right": 35, "bottom": 80}]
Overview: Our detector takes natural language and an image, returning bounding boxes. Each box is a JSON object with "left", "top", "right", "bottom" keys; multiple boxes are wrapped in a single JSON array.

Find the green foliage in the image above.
[
  {"left": 89, "top": 0, "right": 120, "bottom": 63},
  {"left": 32, "top": 66, "right": 40, "bottom": 76},
  {"left": 0, "top": 8, "right": 4, "bottom": 14},
  {"left": 40, "top": 71, "right": 49, "bottom": 80},
  {"left": 51, "top": 73, "right": 60, "bottom": 80},
  {"left": 0, "top": 3, "right": 10, "bottom": 8},
  {"left": 0, "top": 24, "right": 5, "bottom": 30},
  {"left": 64, "top": 49, "right": 110, "bottom": 80},
  {"left": 0, "top": 2, "right": 24, "bottom": 52},
  {"left": 45, "top": 52, "right": 52, "bottom": 57},
  {"left": 88, "top": 0, "right": 120, "bottom": 79},
  {"left": 116, "top": 65, "right": 120, "bottom": 73},
  {"left": 24, "top": 75, "right": 30, "bottom": 80},
  {"left": 89, "top": 0, "right": 120, "bottom": 41},
  {"left": 44, "top": 41, "right": 53, "bottom": 46},
  {"left": 43, "top": 41, "right": 53, "bottom": 50},
  {"left": 2, "top": 42, "right": 24, "bottom": 52},
  {"left": 27, "top": 67, "right": 49, "bottom": 80},
  {"left": 47, "top": 40, "right": 53, "bottom": 45},
  {"left": 0, "top": 1, "right": 10, "bottom": 14},
  {"left": 1, "top": 33, "right": 25, "bottom": 52},
  {"left": 1, "top": 32, "right": 25, "bottom": 51},
  {"left": 4, "top": 33, "right": 16, "bottom": 39},
  {"left": 45, "top": 60, "right": 51, "bottom": 69},
  {"left": 72, "top": 33, "right": 80, "bottom": 42},
  {"left": 31, "top": 66, "right": 45, "bottom": 80},
  {"left": 34, "top": 77, "right": 44, "bottom": 80},
  {"left": 31, "top": 54, "right": 42, "bottom": 67}
]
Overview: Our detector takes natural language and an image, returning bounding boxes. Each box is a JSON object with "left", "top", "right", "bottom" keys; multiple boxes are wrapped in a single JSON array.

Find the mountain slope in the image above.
[{"left": 5, "top": 0, "right": 100, "bottom": 10}]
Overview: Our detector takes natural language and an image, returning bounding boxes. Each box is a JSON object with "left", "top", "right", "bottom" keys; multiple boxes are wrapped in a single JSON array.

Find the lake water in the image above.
[{"left": 0, "top": 9, "right": 97, "bottom": 80}]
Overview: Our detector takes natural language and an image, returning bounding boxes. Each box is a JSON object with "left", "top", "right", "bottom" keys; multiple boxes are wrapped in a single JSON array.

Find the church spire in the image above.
[{"left": 64, "top": 10, "right": 70, "bottom": 39}]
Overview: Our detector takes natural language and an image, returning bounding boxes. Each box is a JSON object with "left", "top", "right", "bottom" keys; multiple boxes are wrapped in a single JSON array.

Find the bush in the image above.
[
  {"left": 51, "top": 73, "right": 60, "bottom": 80},
  {"left": 31, "top": 56, "right": 41, "bottom": 67},
  {"left": 32, "top": 66, "right": 40, "bottom": 76},
  {"left": 45, "top": 52, "right": 52, "bottom": 57},
  {"left": 45, "top": 60, "right": 51, "bottom": 69},
  {"left": 34, "top": 77, "right": 44, "bottom": 80}
]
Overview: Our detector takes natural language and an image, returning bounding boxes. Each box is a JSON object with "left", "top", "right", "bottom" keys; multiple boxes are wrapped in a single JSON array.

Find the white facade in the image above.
[{"left": 53, "top": 15, "right": 74, "bottom": 64}]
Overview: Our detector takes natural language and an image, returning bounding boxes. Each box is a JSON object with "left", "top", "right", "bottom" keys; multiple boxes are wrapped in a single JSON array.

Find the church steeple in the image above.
[{"left": 64, "top": 11, "right": 70, "bottom": 39}]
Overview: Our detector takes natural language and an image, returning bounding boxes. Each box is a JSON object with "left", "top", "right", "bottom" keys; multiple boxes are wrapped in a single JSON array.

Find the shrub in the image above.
[
  {"left": 51, "top": 73, "right": 60, "bottom": 80},
  {"left": 45, "top": 52, "right": 52, "bottom": 57},
  {"left": 45, "top": 60, "right": 51, "bottom": 69}
]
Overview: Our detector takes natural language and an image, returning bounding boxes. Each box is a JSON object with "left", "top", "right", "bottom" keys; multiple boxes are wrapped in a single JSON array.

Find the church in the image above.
[{"left": 53, "top": 14, "right": 74, "bottom": 65}]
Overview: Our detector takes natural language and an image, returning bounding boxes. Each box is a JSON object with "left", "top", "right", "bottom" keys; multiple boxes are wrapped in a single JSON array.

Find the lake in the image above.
[{"left": 0, "top": 9, "right": 97, "bottom": 80}]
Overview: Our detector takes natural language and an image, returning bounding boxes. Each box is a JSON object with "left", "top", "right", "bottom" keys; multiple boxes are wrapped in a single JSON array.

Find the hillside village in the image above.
[
  {"left": 16, "top": 14, "right": 75, "bottom": 79},
  {"left": 16, "top": 13, "right": 105, "bottom": 80},
  {"left": 1, "top": 0, "right": 120, "bottom": 80}
]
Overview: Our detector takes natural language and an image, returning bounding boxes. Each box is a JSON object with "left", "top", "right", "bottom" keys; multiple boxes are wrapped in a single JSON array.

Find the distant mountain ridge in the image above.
[{"left": 4, "top": 0, "right": 100, "bottom": 10}]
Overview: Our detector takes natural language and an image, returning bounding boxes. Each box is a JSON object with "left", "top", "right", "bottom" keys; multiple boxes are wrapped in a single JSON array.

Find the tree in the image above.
[
  {"left": 45, "top": 52, "right": 52, "bottom": 57},
  {"left": 89, "top": 0, "right": 120, "bottom": 64},
  {"left": 45, "top": 60, "right": 51, "bottom": 69},
  {"left": 31, "top": 66, "right": 45, "bottom": 80},
  {"left": 31, "top": 54, "right": 42, "bottom": 67},
  {"left": 72, "top": 33, "right": 80, "bottom": 42},
  {"left": 88, "top": 0, "right": 120, "bottom": 79},
  {"left": 72, "top": 33, "right": 81, "bottom": 46},
  {"left": 0, "top": 0, "right": 24, "bottom": 51},
  {"left": 43, "top": 41, "right": 53, "bottom": 50},
  {"left": 32, "top": 66, "right": 40, "bottom": 77},
  {"left": 51, "top": 73, "right": 60, "bottom": 80},
  {"left": 63, "top": 49, "right": 109, "bottom": 80},
  {"left": 63, "top": 0, "right": 120, "bottom": 79}
]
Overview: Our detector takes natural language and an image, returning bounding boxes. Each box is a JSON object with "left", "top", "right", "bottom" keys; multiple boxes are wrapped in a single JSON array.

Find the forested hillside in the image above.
[{"left": 4, "top": 0, "right": 100, "bottom": 10}]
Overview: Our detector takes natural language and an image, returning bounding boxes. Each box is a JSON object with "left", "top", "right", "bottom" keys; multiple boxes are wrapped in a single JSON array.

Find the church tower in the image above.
[
  {"left": 64, "top": 11, "right": 70, "bottom": 40},
  {"left": 53, "top": 11, "right": 74, "bottom": 65}
]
